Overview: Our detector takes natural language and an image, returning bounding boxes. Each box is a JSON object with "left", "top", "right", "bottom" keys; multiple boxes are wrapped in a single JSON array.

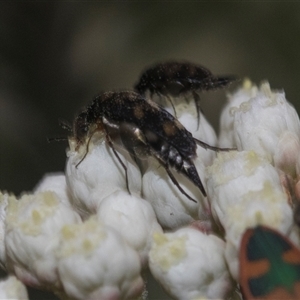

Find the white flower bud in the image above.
[
  {"left": 56, "top": 217, "right": 144, "bottom": 300},
  {"left": 233, "top": 81, "right": 300, "bottom": 178},
  {"left": 34, "top": 172, "right": 72, "bottom": 207},
  {"left": 176, "top": 102, "right": 217, "bottom": 155},
  {"left": 274, "top": 131, "right": 300, "bottom": 177},
  {"left": 65, "top": 135, "right": 142, "bottom": 218},
  {"left": 175, "top": 104, "right": 218, "bottom": 167},
  {"left": 5, "top": 191, "right": 81, "bottom": 289},
  {"left": 149, "top": 227, "right": 232, "bottom": 300},
  {"left": 142, "top": 156, "right": 206, "bottom": 230},
  {"left": 206, "top": 150, "right": 293, "bottom": 279},
  {"left": 0, "top": 192, "right": 8, "bottom": 270},
  {"left": 96, "top": 190, "right": 162, "bottom": 266},
  {"left": 206, "top": 150, "right": 285, "bottom": 225},
  {"left": 0, "top": 276, "right": 28, "bottom": 300},
  {"left": 219, "top": 79, "right": 258, "bottom": 147}
]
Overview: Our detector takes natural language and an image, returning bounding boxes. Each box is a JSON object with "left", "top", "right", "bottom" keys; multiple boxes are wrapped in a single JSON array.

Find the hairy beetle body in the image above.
[
  {"left": 135, "top": 61, "right": 237, "bottom": 127},
  {"left": 73, "top": 91, "right": 227, "bottom": 202},
  {"left": 135, "top": 61, "right": 236, "bottom": 96}
]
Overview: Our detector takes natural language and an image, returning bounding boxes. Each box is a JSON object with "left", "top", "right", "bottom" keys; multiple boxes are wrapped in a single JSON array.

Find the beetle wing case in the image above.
[{"left": 92, "top": 91, "right": 197, "bottom": 159}]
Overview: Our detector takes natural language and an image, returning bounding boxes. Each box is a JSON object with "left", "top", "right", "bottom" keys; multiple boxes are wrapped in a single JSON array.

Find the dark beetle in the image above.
[
  {"left": 134, "top": 61, "right": 237, "bottom": 128},
  {"left": 73, "top": 90, "right": 226, "bottom": 203}
]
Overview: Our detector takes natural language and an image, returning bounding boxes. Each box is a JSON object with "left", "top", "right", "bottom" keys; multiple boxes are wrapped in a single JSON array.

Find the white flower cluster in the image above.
[
  {"left": 0, "top": 79, "right": 299, "bottom": 300},
  {"left": 0, "top": 275, "right": 28, "bottom": 299}
]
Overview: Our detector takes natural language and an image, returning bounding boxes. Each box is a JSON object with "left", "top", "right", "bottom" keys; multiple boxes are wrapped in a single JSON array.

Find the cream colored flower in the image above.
[
  {"left": 34, "top": 172, "right": 72, "bottom": 207},
  {"left": 56, "top": 217, "right": 144, "bottom": 300},
  {"left": 5, "top": 191, "right": 81, "bottom": 289},
  {"left": 142, "top": 155, "right": 206, "bottom": 230},
  {"left": 206, "top": 150, "right": 285, "bottom": 225},
  {"left": 233, "top": 81, "right": 300, "bottom": 178},
  {"left": 149, "top": 227, "right": 232, "bottom": 300},
  {"left": 96, "top": 190, "right": 162, "bottom": 267},
  {"left": 65, "top": 134, "right": 142, "bottom": 218},
  {"left": 0, "top": 192, "right": 8, "bottom": 270},
  {"left": 219, "top": 79, "right": 258, "bottom": 148},
  {"left": 206, "top": 150, "right": 293, "bottom": 279},
  {"left": 0, "top": 276, "right": 28, "bottom": 300}
]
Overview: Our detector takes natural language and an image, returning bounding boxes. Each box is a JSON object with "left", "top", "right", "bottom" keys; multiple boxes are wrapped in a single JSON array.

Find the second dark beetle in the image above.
[
  {"left": 134, "top": 61, "right": 237, "bottom": 128},
  {"left": 73, "top": 91, "right": 224, "bottom": 203}
]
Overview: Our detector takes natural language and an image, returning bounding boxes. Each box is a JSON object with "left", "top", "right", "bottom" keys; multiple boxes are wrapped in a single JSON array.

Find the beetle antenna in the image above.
[
  {"left": 47, "top": 136, "right": 68, "bottom": 143},
  {"left": 58, "top": 119, "right": 72, "bottom": 132}
]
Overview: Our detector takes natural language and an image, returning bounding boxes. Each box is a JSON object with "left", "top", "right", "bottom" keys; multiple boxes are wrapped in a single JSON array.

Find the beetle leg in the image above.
[
  {"left": 133, "top": 128, "right": 203, "bottom": 202},
  {"left": 149, "top": 150, "right": 198, "bottom": 203},
  {"left": 104, "top": 127, "right": 131, "bottom": 195},
  {"left": 75, "top": 133, "right": 94, "bottom": 168},
  {"left": 118, "top": 123, "right": 149, "bottom": 172},
  {"left": 165, "top": 95, "right": 177, "bottom": 118},
  {"left": 151, "top": 85, "right": 177, "bottom": 117},
  {"left": 194, "top": 138, "right": 236, "bottom": 152},
  {"left": 192, "top": 91, "right": 201, "bottom": 130},
  {"left": 129, "top": 127, "right": 199, "bottom": 202}
]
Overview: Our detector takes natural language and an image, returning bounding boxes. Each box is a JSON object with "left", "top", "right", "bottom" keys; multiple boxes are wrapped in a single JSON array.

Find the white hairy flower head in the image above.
[
  {"left": 142, "top": 155, "right": 206, "bottom": 230},
  {"left": 232, "top": 81, "right": 300, "bottom": 178},
  {"left": 0, "top": 192, "right": 8, "bottom": 270},
  {"left": 65, "top": 134, "right": 142, "bottom": 218},
  {"left": 5, "top": 191, "right": 81, "bottom": 289},
  {"left": 149, "top": 227, "right": 232, "bottom": 300},
  {"left": 219, "top": 79, "right": 258, "bottom": 147},
  {"left": 96, "top": 190, "right": 162, "bottom": 267},
  {"left": 206, "top": 150, "right": 293, "bottom": 279},
  {"left": 0, "top": 276, "right": 28, "bottom": 300},
  {"left": 56, "top": 217, "right": 144, "bottom": 300},
  {"left": 34, "top": 172, "right": 73, "bottom": 207}
]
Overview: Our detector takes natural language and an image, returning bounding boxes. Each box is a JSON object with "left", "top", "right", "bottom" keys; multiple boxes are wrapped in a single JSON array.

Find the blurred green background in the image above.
[{"left": 0, "top": 2, "right": 300, "bottom": 299}]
